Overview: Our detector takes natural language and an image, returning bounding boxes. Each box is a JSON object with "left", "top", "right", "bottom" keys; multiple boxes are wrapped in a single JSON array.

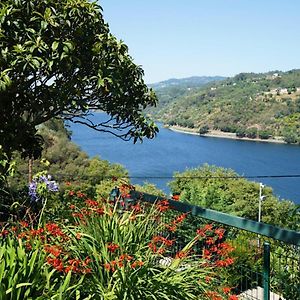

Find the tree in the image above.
[
  {"left": 258, "top": 130, "right": 271, "bottom": 140},
  {"left": 0, "top": 0, "right": 158, "bottom": 159},
  {"left": 245, "top": 128, "right": 257, "bottom": 139},
  {"left": 199, "top": 125, "right": 209, "bottom": 134},
  {"left": 236, "top": 127, "right": 246, "bottom": 138},
  {"left": 169, "top": 165, "right": 297, "bottom": 227}
]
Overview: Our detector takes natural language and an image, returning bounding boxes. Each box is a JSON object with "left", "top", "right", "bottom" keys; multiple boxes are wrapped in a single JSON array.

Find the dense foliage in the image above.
[
  {"left": 0, "top": 0, "right": 158, "bottom": 159},
  {"left": 169, "top": 165, "right": 300, "bottom": 231},
  {"left": 151, "top": 70, "right": 300, "bottom": 143},
  {"left": 1, "top": 119, "right": 128, "bottom": 221}
]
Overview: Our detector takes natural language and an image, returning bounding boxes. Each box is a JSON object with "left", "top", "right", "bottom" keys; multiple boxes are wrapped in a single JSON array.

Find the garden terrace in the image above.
[{"left": 117, "top": 189, "right": 300, "bottom": 300}]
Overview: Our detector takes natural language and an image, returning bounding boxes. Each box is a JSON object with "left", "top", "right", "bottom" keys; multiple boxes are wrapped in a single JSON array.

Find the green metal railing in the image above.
[{"left": 113, "top": 189, "right": 300, "bottom": 300}]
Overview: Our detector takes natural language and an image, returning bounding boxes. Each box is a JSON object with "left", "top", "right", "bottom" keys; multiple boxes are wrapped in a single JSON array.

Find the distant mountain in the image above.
[
  {"left": 149, "top": 69, "right": 300, "bottom": 144},
  {"left": 148, "top": 76, "right": 226, "bottom": 90}
]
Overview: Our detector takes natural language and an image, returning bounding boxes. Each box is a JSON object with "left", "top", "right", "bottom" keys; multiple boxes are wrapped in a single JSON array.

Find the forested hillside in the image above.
[
  {"left": 9, "top": 119, "right": 128, "bottom": 196},
  {"left": 150, "top": 70, "right": 300, "bottom": 143},
  {"left": 146, "top": 76, "right": 225, "bottom": 116}
]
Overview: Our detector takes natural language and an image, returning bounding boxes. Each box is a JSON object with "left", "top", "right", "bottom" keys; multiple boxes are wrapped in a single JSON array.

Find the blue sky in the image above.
[{"left": 100, "top": 0, "right": 300, "bottom": 83}]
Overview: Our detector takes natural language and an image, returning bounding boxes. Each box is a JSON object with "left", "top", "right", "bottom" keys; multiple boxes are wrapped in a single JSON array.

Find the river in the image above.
[{"left": 69, "top": 113, "right": 300, "bottom": 204}]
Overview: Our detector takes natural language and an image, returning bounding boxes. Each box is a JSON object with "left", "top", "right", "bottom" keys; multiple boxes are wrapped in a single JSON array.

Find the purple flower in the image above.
[
  {"left": 28, "top": 174, "right": 59, "bottom": 202},
  {"left": 29, "top": 181, "right": 38, "bottom": 202}
]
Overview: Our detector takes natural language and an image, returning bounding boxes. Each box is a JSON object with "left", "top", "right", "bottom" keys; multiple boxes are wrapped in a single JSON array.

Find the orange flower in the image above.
[
  {"left": 131, "top": 260, "right": 144, "bottom": 268},
  {"left": 96, "top": 208, "right": 104, "bottom": 215},
  {"left": 0, "top": 229, "right": 9, "bottom": 237},
  {"left": 76, "top": 191, "right": 86, "bottom": 198},
  {"left": 104, "top": 263, "right": 111, "bottom": 271},
  {"left": 130, "top": 202, "right": 142, "bottom": 213},
  {"left": 157, "top": 248, "right": 165, "bottom": 255},
  {"left": 19, "top": 221, "right": 29, "bottom": 228},
  {"left": 85, "top": 199, "right": 99, "bottom": 207},
  {"left": 83, "top": 268, "right": 92, "bottom": 274},
  {"left": 44, "top": 245, "right": 62, "bottom": 257},
  {"left": 148, "top": 242, "right": 157, "bottom": 252},
  {"left": 222, "top": 287, "right": 231, "bottom": 294},
  {"left": 203, "top": 224, "right": 213, "bottom": 231},
  {"left": 45, "top": 223, "right": 64, "bottom": 237},
  {"left": 166, "top": 224, "right": 177, "bottom": 232},
  {"left": 174, "top": 213, "right": 187, "bottom": 223},
  {"left": 215, "top": 228, "right": 225, "bottom": 240},
  {"left": 47, "top": 257, "right": 64, "bottom": 272},
  {"left": 156, "top": 200, "right": 169, "bottom": 212},
  {"left": 137, "top": 260, "right": 144, "bottom": 267},
  {"left": 119, "top": 254, "right": 133, "bottom": 261},
  {"left": 117, "top": 261, "right": 124, "bottom": 268},
  {"left": 206, "top": 291, "right": 223, "bottom": 300},
  {"left": 30, "top": 228, "right": 44, "bottom": 237},
  {"left": 205, "top": 237, "right": 215, "bottom": 245},
  {"left": 25, "top": 242, "right": 32, "bottom": 251},
  {"left": 203, "top": 249, "right": 211, "bottom": 258},
  {"left": 196, "top": 228, "right": 205, "bottom": 237},
  {"left": 151, "top": 236, "right": 174, "bottom": 247},
  {"left": 107, "top": 242, "right": 119, "bottom": 253},
  {"left": 171, "top": 194, "right": 180, "bottom": 201},
  {"left": 175, "top": 250, "right": 187, "bottom": 259}
]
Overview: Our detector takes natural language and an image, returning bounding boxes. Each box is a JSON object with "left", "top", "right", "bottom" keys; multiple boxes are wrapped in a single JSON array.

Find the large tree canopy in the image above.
[{"left": 0, "top": 0, "right": 158, "bottom": 158}]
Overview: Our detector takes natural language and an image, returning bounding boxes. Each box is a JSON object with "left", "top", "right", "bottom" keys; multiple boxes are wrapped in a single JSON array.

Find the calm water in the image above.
[{"left": 70, "top": 113, "right": 300, "bottom": 204}]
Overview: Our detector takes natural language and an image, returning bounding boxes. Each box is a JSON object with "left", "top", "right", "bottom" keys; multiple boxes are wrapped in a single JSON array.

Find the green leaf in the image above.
[
  {"left": 52, "top": 41, "right": 59, "bottom": 51},
  {"left": 16, "top": 283, "right": 33, "bottom": 289},
  {"left": 60, "top": 271, "right": 72, "bottom": 293}
]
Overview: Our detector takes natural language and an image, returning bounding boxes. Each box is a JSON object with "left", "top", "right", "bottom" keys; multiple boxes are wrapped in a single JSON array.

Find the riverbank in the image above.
[{"left": 168, "top": 125, "right": 286, "bottom": 144}]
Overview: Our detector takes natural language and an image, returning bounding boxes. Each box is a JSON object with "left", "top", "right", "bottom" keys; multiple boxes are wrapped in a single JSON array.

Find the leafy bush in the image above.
[
  {"left": 199, "top": 125, "right": 209, "bottom": 134},
  {"left": 245, "top": 128, "right": 257, "bottom": 139},
  {"left": 169, "top": 165, "right": 298, "bottom": 227},
  {"left": 236, "top": 128, "right": 246, "bottom": 137},
  {"left": 258, "top": 130, "right": 272, "bottom": 139}
]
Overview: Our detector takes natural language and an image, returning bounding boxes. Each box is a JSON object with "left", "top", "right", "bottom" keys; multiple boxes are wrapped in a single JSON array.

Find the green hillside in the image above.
[
  {"left": 150, "top": 70, "right": 300, "bottom": 143},
  {"left": 146, "top": 76, "right": 225, "bottom": 115}
]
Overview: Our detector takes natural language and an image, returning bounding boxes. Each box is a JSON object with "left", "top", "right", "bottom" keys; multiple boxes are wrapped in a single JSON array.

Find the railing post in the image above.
[
  {"left": 263, "top": 242, "right": 270, "bottom": 300},
  {"left": 109, "top": 187, "right": 119, "bottom": 203}
]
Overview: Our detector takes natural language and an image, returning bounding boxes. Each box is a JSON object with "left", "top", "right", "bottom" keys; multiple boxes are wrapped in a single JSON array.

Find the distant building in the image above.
[
  {"left": 280, "top": 88, "right": 288, "bottom": 94},
  {"left": 266, "top": 73, "right": 281, "bottom": 80}
]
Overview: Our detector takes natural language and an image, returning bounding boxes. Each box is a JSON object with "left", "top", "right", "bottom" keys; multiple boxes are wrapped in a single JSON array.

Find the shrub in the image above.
[
  {"left": 236, "top": 128, "right": 246, "bottom": 138},
  {"left": 245, "top": 128, "right": 257, "bottom": 139},
  {"left": 258, "top": 130, "right": 272, "bottom": 139},
  {"left": 199, "top": 125, "right": 209, "bottom": 134}
]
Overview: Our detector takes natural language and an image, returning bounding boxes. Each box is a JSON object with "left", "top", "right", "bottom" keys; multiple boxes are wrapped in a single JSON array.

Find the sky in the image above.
[{"left": 100, "top": 0, "right": 300, "bottom": 84}]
